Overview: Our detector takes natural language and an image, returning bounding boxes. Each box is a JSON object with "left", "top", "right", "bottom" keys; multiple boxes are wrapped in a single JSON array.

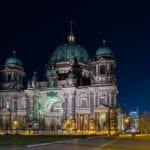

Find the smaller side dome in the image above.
[
  {"left": 4, "top": 50, "right": 23, "bottom": 66},
  {"left": 96, "top": 46, "right": 112, "bottom": 56},
  {"left": 5, "top": 56, "right": 23, "bottom": 66},
  {"left": 47, "top": 68, "right": 57, "bottom": 76},
  {"left": 95, "top": 39, "right": 113, "bottom": 57}
]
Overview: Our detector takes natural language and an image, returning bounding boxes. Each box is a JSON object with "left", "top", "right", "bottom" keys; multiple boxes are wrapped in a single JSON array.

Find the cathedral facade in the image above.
[{"left": 0, "top": 24, "right": 118, "bottom": 134}]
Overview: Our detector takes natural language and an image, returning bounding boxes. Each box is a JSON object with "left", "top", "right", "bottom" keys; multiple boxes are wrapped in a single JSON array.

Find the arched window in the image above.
[
  {"left": 99, "top": 97, "right": 105, "bottom": 105},
  {"left": 81, "top": 99, "right": 87, "bottom": 107},
  {"left": 110, "top": 92, "right": 115, "bottom": 107},
  {"left": 51, "top": 102, "right": 62, "bottom": 112},
  {"left": 100, "top": 65, "right": 105, "bottom": 74},
  {"left": 110, "top": 65, "right": 114, "bottom": 74},
  {"left": 80, "top": 93, "right": 89, "bottom": 108},
  {"left": 93, "top": 66, "right": 96, "bottom": 75},
  {"left": 6, "top": 101, "right": 10, "bottom": 109},
  {"left": 99, "top": 94, "right": 107, "bottom": 105},
  {"left": 8, "top": 74, "right": 11, "bottom": 81}
]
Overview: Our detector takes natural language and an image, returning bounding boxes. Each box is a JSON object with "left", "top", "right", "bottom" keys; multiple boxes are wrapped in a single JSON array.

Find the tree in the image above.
[{"left": 139, "top": 112, "right": 150, "bottom": 133}]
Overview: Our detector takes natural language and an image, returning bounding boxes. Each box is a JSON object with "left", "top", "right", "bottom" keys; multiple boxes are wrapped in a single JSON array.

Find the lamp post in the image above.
[
  {"left": 108, "top": 108, "right": 111, "bottom": 136},
  {"left": 56, "top": 109, "right": 59, "bottom": 135},
  {"left": 125, "top": 117, "right": 130, "bottom": 133},
  {"left": 53, "top": 108, "right": 59, "bottom": 135},
  {"left": 108, "top": 106, "right": 116, "bottom": 136},
  {"left": 13, "top": 119, "right": 19, "bottom": 134},
  {"left": 94, "top": 113, "right": 97, "bottom": 135}
]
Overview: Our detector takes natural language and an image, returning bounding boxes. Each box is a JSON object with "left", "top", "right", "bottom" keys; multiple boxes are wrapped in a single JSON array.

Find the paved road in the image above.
[
  {"left": 27, "top": 136, "right": 116, "bottom": 150},
  {"left": 0, "top": 136, "right": 116, "bottom": 150},
  {"left": 1, "top": 135, "right": 150, "bottom": 150},
  {"left": 98, "top": 136, "right": 150, "bottom": 150}
]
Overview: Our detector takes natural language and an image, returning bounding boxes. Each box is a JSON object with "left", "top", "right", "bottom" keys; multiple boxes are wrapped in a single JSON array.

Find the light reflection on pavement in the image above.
[
  {"left": 0, "top": 136, "right": 117, "bottom": 150},
  {"left": 2, "top": 136, "right": 150, "bottom": 150},
  {"left": 27, "top": 136, "right": 117, "bottom": 150},
  {"left": 0, "top": 146, "right": 25, "bottom": 150}
]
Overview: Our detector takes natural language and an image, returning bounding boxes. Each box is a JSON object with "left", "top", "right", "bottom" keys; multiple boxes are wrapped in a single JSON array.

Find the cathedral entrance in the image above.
[{"left": 32, "top": 91, "right": 64, "bottom": 133}]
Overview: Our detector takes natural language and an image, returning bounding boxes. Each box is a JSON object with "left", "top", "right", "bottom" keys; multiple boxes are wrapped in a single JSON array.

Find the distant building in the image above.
[
  {"left": 117, "top": 107, "right": 127, "bottom": 133},
  {"left": 0, "top": 23, "right": 118, "bottom": 134},
  {"left": 129, "top": 109, "right": 139, "bottom": 133}
]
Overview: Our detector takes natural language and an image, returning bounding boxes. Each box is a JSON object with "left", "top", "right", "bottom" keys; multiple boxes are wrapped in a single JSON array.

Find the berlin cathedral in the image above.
[{"left": 0, "top": 23, "right": 118, "bottom": 134}]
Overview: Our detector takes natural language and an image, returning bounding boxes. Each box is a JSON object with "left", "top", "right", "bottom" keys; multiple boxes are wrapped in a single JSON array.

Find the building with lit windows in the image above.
[
  {"left": 129, "top": 109, "right": 139, "bottom": 133},
  {"left": 0, "top": 23, "right": 118, "bottom": 135}
]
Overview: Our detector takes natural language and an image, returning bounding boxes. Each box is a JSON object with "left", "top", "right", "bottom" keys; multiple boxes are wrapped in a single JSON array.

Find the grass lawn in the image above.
[{"left": 0, "top": 135, "right": 85, "bottom": 146}]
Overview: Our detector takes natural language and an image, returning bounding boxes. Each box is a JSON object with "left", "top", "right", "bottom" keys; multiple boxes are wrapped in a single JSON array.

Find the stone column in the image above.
[{"left": 96, "top": 64, "right": 98, "bottom": 75}]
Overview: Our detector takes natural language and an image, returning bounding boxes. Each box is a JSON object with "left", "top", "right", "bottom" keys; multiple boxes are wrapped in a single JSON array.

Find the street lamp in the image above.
[
  {"left": 56, "top": 109, "right": 59, "bottom": 135},
  {"left": 125, "top": 117, "right": 130, "bottom": 133},
  {"left": 125, "top": 118, "right": 129, "bottom": 124},
  {"left": 103, "top": 104, "right": 118, "bottom": 136},
  {"left": 12, "top": 119, "right": 19, "bottom": 134},
  {"left": 108, "top": 108, "right": 111, "bottom": 136}
]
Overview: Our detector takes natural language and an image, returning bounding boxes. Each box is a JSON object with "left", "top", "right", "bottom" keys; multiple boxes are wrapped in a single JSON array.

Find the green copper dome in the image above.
[
  {"left": 96, "top": 46, "right": 113, "bottom": 56},
  {"left": 5, "top": 56, "right": 23, "bottom": 66},
  {"left": 5, "top": 50, "right": 23, "bottom": 66},
  {"left": 49, "top": 22, "right": 90, "bottom": 64},
  {"left": 47, "top": 68, "right": 57, "bottom": 76},
  {"left": 50, "top": 42, "right": 90, "bottom": 64},
  {"left": 96, "top": 39, "right": 113, "bottom": 57}
]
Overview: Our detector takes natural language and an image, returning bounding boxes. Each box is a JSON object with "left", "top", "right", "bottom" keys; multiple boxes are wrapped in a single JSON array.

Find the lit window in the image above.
[{"left": 6, "top": 102, "right": 10, "bottom": 109}]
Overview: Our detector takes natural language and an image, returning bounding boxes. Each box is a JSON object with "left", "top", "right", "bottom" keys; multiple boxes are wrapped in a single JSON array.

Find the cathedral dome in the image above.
[
  {"left": 50, "top": 43, "right": 89, "bottom": 64},
  {"left": 49, "top": 22, "right": 90, "bottom": 64},
  {"left": 96, "top": 39, "right": 113, "bottom": 57},
  {"left": 4, "top": 50, "right": 23, "bottom": 66}
]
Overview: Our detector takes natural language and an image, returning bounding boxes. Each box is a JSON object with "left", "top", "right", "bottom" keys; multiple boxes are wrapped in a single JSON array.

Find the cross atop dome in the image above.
[
  {"left": 67, "top": 21, "right": 75, "bottom": 43},
  {"left": 13, "top": 49, "right": 16, "bottom": 56}
]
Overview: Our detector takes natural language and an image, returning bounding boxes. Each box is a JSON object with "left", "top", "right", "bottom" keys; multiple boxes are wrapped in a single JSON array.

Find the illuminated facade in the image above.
[
  {"left": 0, "top": 24, "right": 118, "bottom": 134},
  {"left": 129, "top": 110, "right": 139, "bottom": 133}
]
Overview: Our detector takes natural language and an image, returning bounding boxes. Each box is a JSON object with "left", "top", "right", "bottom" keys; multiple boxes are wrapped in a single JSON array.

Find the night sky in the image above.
[{"left": 0, "top": 0, "right": 150, "bottom": 112}]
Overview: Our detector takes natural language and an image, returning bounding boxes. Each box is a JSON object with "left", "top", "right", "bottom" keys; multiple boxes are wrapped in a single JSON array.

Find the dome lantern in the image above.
[
  {"left": 49, "top": 22, "right": 90, "bottom": 64},
  {"left": 67, "top": 21, "right": 75, "bottom": 43},
  {"left": 1, "top": 49, "right": 25, "bottom": 90}
]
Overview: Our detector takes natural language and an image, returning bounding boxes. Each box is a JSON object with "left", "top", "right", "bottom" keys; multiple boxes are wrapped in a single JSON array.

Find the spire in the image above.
[
  {"left": 31, "top": 71, "right": 38, "bottom": 88},
  {"left": 70, "top": 21, "right": 74, "bottom": 36},
  {"left": 52, "top": 64, "right": 54, "bottom": 70},
  {"left": 33, "top": 71, "right": 37, "bottom": 76},
  {"left": 136, "top": 106, "right": 139, "bottom": 114},
  {"left": 13, "top": 49, "right": 16, "bottom": 56},
  {"left": 51, "top": 61, "right": 55, "bottom": 70},
  {"left": 32, "top": 71, "right": 37, "bottom": 81},
  {"left": 67, "top": 21, "right": 75, "bottom": 43},
  {"left": 102, "top": 38, "right": 106, "bottom": 46}
]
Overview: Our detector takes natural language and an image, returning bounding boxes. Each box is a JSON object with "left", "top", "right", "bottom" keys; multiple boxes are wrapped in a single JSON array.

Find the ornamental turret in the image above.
[
  {"left": 90, "top": 39, "right": 117, "bottom": 107},
  {"left": 46, "top": 64, "right": 58, "bottom": 87},
  {"left": 91, "top": 39, "right": 116, "bottom": 85},
  {"left": 1, "top": 50, "right": 25, "bottom": 90}
]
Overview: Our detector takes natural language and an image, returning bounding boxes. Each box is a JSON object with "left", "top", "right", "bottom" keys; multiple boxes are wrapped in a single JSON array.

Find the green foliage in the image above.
[{"left": 139, "top": 113, "right": 150, "bottom": 133}]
